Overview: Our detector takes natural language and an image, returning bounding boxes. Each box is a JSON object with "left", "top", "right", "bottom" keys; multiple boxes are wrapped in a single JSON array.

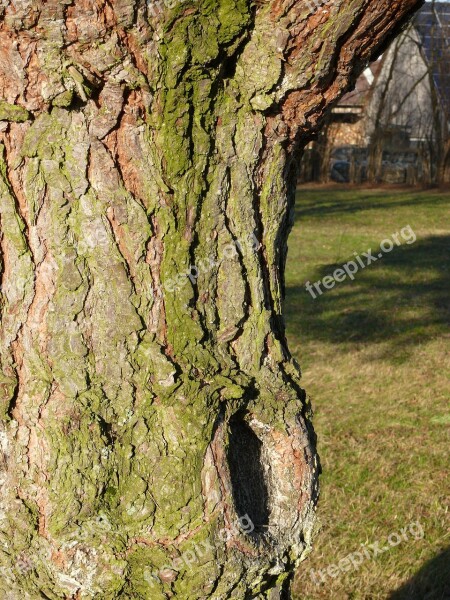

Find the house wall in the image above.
[{"left": 365, "top": 26, "right": 435, "bottom": 142}]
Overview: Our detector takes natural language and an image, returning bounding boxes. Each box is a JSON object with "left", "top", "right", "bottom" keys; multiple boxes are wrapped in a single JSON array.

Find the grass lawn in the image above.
[{"left": 286, "top": 187, "right": 450, "bottom": 600}]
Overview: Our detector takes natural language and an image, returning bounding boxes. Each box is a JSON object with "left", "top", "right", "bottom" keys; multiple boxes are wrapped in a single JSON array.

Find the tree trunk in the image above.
[{"left": 0, "top": 1, "right": 422, "bottom": 598}]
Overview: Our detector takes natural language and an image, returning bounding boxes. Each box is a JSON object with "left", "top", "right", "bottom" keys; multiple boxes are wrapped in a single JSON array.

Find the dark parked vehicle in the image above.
[
  {"left": 330, "top": 146, "right": 368, "bottom": 183},
  {"left": 330, "top": 146, "right": 420, "bottom": 183}
]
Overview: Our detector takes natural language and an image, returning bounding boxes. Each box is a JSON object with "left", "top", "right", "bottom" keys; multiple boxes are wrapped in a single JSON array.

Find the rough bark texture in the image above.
[{"left": 0, "top": 1, "right": 422, "bottom": 598}]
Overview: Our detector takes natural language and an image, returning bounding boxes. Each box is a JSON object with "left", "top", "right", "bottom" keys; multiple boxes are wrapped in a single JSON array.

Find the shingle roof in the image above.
[{"left": 338, "top": 63, "right": 380, "bottom": 107}]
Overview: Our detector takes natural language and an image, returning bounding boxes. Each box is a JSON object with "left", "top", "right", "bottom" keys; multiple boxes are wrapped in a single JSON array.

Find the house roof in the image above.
[{"left": 338, "top": 60, "right": 383, "bottom": 108}]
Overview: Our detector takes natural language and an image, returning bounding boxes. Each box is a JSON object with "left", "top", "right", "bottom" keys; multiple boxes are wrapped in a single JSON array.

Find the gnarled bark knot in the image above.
[{"left": 202, "top": 406, "right": 319, "bottom": 572}]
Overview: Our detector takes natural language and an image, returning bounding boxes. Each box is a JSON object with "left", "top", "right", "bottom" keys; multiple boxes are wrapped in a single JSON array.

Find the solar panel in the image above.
[{"left": 414, "top": 2, "right": 450, "bottom": 114}]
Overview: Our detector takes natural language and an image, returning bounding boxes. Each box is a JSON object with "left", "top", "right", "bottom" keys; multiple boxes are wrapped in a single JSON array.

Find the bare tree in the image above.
[
  {"left": 427, "top": 0, "right": 450, "bottom": 183},
  {"left": 366, "top": 1, "right": 450, "bottom": 185},
  {"left": 366, "top": 24, "right": 434, "bottom": 183}
]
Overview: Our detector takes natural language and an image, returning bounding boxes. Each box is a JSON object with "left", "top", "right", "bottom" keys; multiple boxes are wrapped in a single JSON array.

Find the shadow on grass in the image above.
[
  {"left": 284, "top": 235, "right": 450, "bottom": 357},
  {"left": 388, "top": 546, "right": 450, "bottom": 600},
  {"left": 294, "top": 189, "right": 450, "bottom": 219}
]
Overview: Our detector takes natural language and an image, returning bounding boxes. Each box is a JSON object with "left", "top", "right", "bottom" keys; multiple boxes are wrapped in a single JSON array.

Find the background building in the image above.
[{"left": 300, "top": 1, "right": 450, "bottom": 184}]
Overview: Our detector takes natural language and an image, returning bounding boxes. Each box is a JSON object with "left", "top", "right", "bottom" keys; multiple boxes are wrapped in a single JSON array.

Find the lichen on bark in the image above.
[{"left": 0, "top": 0, "right": 422, "bottom": 598}]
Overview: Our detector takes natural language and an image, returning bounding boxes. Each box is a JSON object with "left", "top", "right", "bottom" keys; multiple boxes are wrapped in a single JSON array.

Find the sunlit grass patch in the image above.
[{"left": 287, "top": 186, "right": 450, "bottom": 600}]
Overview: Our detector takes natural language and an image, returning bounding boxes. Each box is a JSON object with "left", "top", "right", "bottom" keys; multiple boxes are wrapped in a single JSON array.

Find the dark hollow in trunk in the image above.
[{"left": 227, "top": 415, "right": 270, "bottom": 533}]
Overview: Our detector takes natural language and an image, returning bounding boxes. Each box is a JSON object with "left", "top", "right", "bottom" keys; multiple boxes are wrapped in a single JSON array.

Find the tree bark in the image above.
[{"left": 0, "top": 1, "right": 422, "bottom": 598}]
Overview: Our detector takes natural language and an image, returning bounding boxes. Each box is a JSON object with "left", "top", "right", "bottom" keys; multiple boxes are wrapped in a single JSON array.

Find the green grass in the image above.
[{"left": 286, "top": 187, "right": 450, "bottom": 600}]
